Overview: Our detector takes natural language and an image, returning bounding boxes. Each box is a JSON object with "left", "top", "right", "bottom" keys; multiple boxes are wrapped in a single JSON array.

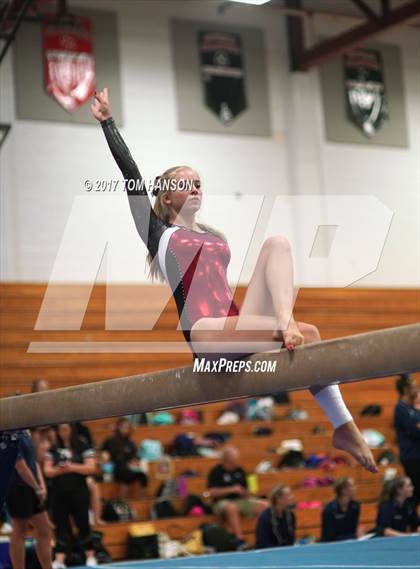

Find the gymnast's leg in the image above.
[
  {"left": 240, "top": 235, "right": 377, "bottom": 473},
  {"left": 190, "top": 236, "right": 377, "bottom": 472}
]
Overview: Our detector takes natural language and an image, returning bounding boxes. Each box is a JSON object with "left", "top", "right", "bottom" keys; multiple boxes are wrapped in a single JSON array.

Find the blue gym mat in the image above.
[{"left": 97, "top": 534, "right": 419, "bottom": 569}]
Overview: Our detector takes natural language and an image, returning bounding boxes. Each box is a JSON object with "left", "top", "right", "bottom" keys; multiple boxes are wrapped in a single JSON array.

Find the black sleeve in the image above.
[
  {"left": 321, "top": 506, "right": 336, "bottom": 542},
  {"left": 100, "top": 117, "right": 167, "bottom": 259},
  {"left": 355, "top": 501, "right": 361, "bottom": 524},
  {"left": 408, "top": 502, "right": 420, "bottom": 531},
  {"left": 291, "top": 511, "right": 296, "bottom": 542},
  {"left": 376, "top": 502, "right": 392, "bottom": 536},
  {"left": 394, "top": 404, "right": 420, "bottom": 439},
  {"left": 255, "top": 510, "right": 274, "bottom": 549}
]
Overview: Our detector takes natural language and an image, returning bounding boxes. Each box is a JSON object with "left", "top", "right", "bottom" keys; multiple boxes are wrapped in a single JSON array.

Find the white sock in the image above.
[{"left": 309, "top": 384, "right": 353, "bottom": 429}]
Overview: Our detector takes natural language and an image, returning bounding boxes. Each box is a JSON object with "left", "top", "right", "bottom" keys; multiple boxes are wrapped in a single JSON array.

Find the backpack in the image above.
[
  {"left": 127, "top": 534, "right": 159, "bottom": 560},
  {"left": 360, "top": 404, "right": 382, "bottom": 417},
  {"left": 200, "top": 523, "right": 240, "bottom": 552},
  {"left": 180, "top": 409, "right": 201, "bottom": 425},
  {"left": 150, "top": 412, "right": 175, "bottom": 426},
  {"left": 138, "top": 439, "right": 163, "bottom": 460},
  {"left": 253, "top": 426, "right": 273, "bottom": 437},
  {"left": 102, "top": 499, "right": 134, "bottom": 522},
  {"left": 156, "top": 479, "right": 179, "bottom": 500},
  {"left": 182, "top": 494, "right": 212, "bottom": 516},
  {"left": 278, "top": 450, "right": 305, "bottom": 469},
  {"left": 204, "top": 432, "right": 231, "bottom": 444},
  {"left": 170, "top": 434, "right": 198, "bottom": 457},
  {"left": 151, "top": 499, "right": 178, "bottom": 519}
]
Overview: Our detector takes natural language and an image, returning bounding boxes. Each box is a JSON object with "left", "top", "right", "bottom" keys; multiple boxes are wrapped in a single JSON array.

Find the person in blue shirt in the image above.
[
  {"left": 255, "top": 484, "right": 295, "bottom": 549},
  {"left": 394, "top": 374, "right": 420, "bottom": 506},
  {"left": 376, "top": 476, "right": 419, "bottom": 537},
  {"left": 5, "top": 430, "right": 53, "bottom": 569},
  {"left": 321, "top": 477, "right": 361, "bottom": 542}
]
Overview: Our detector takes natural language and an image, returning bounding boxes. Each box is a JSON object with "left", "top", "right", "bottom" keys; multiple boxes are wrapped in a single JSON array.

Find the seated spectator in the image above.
[
  {"left": 205, "top": 446, "right": 268, "bottom": 546},
  {"left": 394, "top": 374, "right": 420, "bottom": 506},
  {"left": 376, "top": 476, "right": 420, "bottom": 537},
  {"left": 100, "top": 418, "right": 148, "bottom": 498},
  {"left": 321, "top": 477, "right": 361, "bottom": 542},
  {"left": 255, "top": 484, "right": 295, "bottom": 549},
  {"left": 44, "top": 423, "right": 98, "bottom": 569}
]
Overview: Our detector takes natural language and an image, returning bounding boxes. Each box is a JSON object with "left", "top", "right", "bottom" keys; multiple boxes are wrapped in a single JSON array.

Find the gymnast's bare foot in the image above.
[
  {"left": 273, "top": 318, "right": 304, "bottom": 351},
  {"left": 333, "top": 421, "right": 378, "bottom": 473}
]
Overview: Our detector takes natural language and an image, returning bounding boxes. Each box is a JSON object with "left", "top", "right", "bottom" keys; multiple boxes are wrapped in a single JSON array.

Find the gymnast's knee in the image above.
[{"left": 263, "top": 234, "right": 291, "bottom": 253}]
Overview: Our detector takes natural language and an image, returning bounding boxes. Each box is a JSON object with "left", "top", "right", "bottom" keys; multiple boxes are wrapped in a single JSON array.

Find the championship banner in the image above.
[
  {"left": 43, "top": 16, "right": 96, "bottom": 112},
  {"left": 198, "top": 31, "right": 247, "bottom": 124},
  {"left": 344, "top": 48, "right": 388, "bottom": 138}
]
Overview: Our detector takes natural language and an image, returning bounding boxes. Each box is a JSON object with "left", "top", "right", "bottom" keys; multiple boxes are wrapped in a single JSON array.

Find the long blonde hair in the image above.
[{"left": 147, "top": 165, "right": 226, "bottom": 281}]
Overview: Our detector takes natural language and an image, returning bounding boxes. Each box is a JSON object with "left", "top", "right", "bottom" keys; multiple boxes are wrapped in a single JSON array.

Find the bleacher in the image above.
[
  {"left": 1, "top": 284, "right": 419, "bottom": 560},
  {"left": 88, "top": 406, "right": 402, "bottom": 558}
]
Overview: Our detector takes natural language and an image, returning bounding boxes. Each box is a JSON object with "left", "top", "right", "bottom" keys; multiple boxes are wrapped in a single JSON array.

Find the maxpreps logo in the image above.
[
  {"left": 28, "top": 194, "right": 393, "bottom": 354},
  {"left": 193, "top": 357, "right": 277, "bottom": 374}
]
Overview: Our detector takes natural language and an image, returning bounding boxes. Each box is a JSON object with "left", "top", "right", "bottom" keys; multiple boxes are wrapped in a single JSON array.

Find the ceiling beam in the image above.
[
  {"left": 351, "top": 0, "right": 379, "bottom": 21},
  {"left": 0, "top": 0, "right": 32, "bottom": 64},
  {"left": 289, "top": 0, "right": 420, "bottom": 71},
  {"left": 381, "top": 0, "right": 391, "bottom": 18}
]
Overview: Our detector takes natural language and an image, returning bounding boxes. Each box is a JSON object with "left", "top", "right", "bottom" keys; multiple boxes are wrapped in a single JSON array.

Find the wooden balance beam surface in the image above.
[{"left": 0, "top": 323, "right": 419, "bottom": 431}]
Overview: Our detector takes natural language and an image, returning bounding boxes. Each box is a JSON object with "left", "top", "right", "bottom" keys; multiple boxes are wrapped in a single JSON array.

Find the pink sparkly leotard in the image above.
[{"left": 100, "top": 118, "right": 239, "bottom": 348}]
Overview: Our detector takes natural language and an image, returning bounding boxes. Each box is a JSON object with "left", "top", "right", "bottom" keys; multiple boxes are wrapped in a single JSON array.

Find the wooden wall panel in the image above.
[{"left": 1, "top": 284, "right": 419, "bottom": 400}]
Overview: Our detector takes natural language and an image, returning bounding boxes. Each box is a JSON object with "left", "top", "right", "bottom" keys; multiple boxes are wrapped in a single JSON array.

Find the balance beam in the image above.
[{"left": 1, "top": 323, "right": 419, "bottom": 431}]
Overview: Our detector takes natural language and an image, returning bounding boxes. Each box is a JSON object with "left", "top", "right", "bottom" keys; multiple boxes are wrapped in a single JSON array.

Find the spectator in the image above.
[
  {"left": 44, "top": 423, "right": 97, "bottom": 569},
  {"left": 31, "top": 380, "right": 103, "bottom": 524},
  {"left": 100, "top": 418, "right": 148, "bottom": 498},
  {"left": 321, "top": 477, "right": 361, "bottom": 542},
  {"left": 205, "top": 446, "right": 268, "bottom": 545},
  {"left": 5, "top": 430, "right": 53, "bottom": 569},
  {"left": 376, "top": 476, "right": 420, "bottom": 537},
  {"left": 255, "top": 484, "right": 295, "bottom": 549},
  {"left": 394, "top": 374, "right": 420, "bottom": 506}
]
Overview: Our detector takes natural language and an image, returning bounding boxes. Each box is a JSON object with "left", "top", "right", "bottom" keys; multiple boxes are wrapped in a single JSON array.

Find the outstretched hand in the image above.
[{"left": 91, "top": 87, "right": 112, "bottom": 122}]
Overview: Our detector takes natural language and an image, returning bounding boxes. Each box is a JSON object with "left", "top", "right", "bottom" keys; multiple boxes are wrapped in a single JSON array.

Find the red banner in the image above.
[{"left": 43, "top": 17, "right": 95, "bottom": 112}]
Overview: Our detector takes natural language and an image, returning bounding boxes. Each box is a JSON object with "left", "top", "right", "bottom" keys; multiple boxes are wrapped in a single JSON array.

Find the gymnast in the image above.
[{"left": 91, "top": 88, "right": 377, "bottom": 473}]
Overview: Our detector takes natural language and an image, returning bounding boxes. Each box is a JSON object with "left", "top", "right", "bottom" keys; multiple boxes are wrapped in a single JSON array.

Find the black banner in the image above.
[
  {"left": 344, "top": 48, "right": 388, "bottom": 137},
  {"left": 198, "top": 31, "right": 247, "bottom": 124}
]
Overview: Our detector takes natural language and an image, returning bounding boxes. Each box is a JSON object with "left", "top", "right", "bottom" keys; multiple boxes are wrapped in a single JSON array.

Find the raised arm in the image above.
[{"left": 91, "top": 88, "right": 166, "bottom": 258}]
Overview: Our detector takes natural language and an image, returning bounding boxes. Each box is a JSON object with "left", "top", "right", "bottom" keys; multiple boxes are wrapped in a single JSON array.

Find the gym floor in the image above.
[{"left": 92, "top": 534, "right": 420, "bottom": 569}]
